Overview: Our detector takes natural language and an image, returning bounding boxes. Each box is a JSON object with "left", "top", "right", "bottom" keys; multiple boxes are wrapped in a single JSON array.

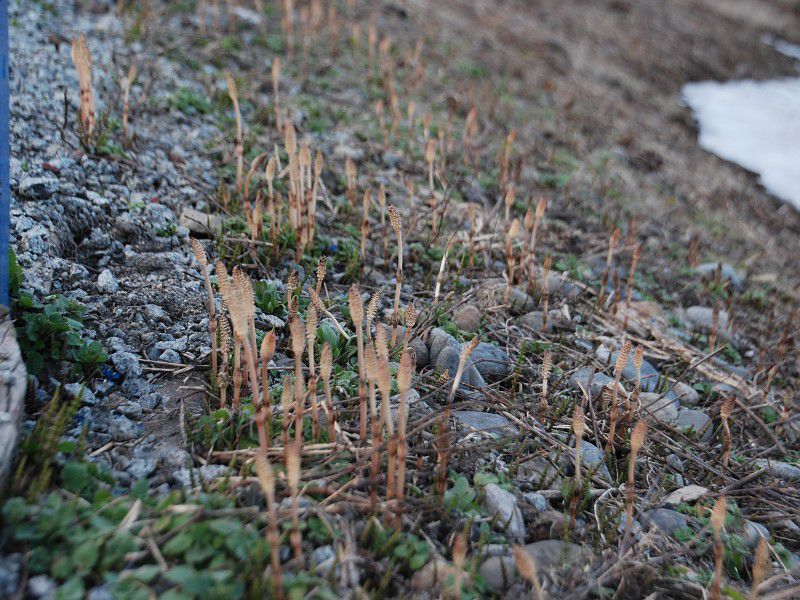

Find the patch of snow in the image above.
[{"left": 682, "top": 77, "right": 800, "bottom": 209}]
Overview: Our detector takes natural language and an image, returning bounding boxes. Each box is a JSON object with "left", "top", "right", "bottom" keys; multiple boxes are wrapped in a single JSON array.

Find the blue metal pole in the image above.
[{"left": 0, "top": 0, "right": 8, "bottom": 308}]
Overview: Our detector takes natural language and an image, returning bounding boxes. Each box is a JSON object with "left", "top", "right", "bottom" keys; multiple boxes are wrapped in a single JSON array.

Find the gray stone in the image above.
[
  {"left": 0, "top": 554, "right": 21, "bottom": 598},
  {"left": 645, "top": 508, "right": 690, "bottom": 536},
  {"left": 180, "top": 208, "right": 224, "bottom": 237},
  {"left": 684, "top": 306, "right": 733, "bottom": 340},
  {"left": 111, "top": 351, "right": 142, "bottom": 378},
  {"left": 672, "top": 382, "right": 700, "bottom": 406},
  {"left": 173, "top": 464, "right": 231, "bottom": 487},
  {"left": 18, "top": 175, "right": 59, "bottom": 199},
  {"left": 109, "top": 414, "right": 140, "bottom": 441},
  {"left": 469, "top": 342, "right": 512, "bottom": 382},
  {"left": 754, "top": 459, "right": 800, "bottom": 481},
  {"left": 97, "top": 269, "right": 119, "bottom": 294},
  {"left": 454, "top": 410, "right": 518, "bottom": 438},
  {"left": 482, "top": 484, "right": 525, "bottom": 540},
  {"left": 310, "top": 545, "right": 336, "bottom": 575},
  {"left": 452, "top": 304, "right": 481, "bottom": 332},
  {"left": 410, "top": 337, "right": 429, "bottom": 367},
  {"left": 523, "top": 492, "right": 548, "bottom": 512},
  {"left": 159, "top": 349, "right": 182, "bottom": 363},
  {"left": 640, "top": 392, "right": 679, "bottom": 425},
  {"left": 677, "top": 409, "right": 713, "bottom": 442},
  {"left": 435, "top": 346, "right": 485, "bottom": 398},
  {"left": 63, "top": 383, "right": 98, "bottom": 406},
  {"left": 411, "top": 558, "right": 457, "bottom": 590},
  {"left": 568, "top": 366, "right": 617, "bottom": 399},
  {"left": 478, "top": 541, "right": 587, "bottom": 592},
  {"left": 144, "top": 304, "right": 170, "bottom": 324},
  {"left": 428, "top": 327, "right": 460, "bottom": 365},
  {"left": 696, "top": 262, "right": 744, "bottom": 290},
  {"left": 507, "top": 287, "right": 536, "bottom": 314},
  {"left": 28, "top": 575, "right": 56, "bottom": 599},
  {"left": 663, "top": 485, "right": 709, "bottom": 507},
  {"left": 128, "top": 457, "right": 157, "bottom": 480},
  {"left": 576, "top": 440, "right": 612, "bottom": 481},
  {"left": 518, "top": 309, "right": 567, "bottom": 333},
  {"left": 742, "top": 520, "right": 769, "bottom": 549}
]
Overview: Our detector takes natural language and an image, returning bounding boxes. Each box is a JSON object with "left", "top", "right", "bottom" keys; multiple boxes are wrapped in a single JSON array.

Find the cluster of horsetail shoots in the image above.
[
  {"left": 624, "top": 420, "right": 647, "bottom": 552},
  {"left": 606, "top": 340, "right": 632, "bottom": 452}
]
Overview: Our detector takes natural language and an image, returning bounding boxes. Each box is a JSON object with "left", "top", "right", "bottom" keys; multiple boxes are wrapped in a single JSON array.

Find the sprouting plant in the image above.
[
  {"left": 349, "top": 285, "right": 367, "bottom": 443},
  {"left": 539, "top": 351, "right": 552, "bottom": 414},
  {"left": 272, "top": 57, "right": 282, "bottom": 130},
  {"left": 623, "top": 420, "right": 647, "bottom": 552},
  {"left": 541, "top": 255, "right": 552, "bottom": 331},
  {"left": 598, "top": 228, "right": 620, "bottom": 308},
  {"left": 606, "top": 340, "right": 631, "bottom": 453},
  {"left": 388, "top": 205, "right": 404, "bottom": 346},
  {"left": 569, "top": 405, "right": 585, "bottom": 530},
  {"left": 255, "top": 452, "right": 284, "bottom": 600},
  {"left": 513, "top": 545, "right": 543, "bottom": 600},
  {"left": 720, "top": 397, "right": 734, "bottom": 468},
  {"left": 710, "top": 496, "right": 727, "bottom": 600},
  {"left": 628, "top": 345, "right": 643, "bottom": 422},
  {"left": 749, "top": 537, "right": 769, "bottom": 600},
  {"left": 394, "top": 350, "right": 413, "bottom": 527},
  {"left": 286, "top": 441, "right": 303, "bottom": 562},
  {"left": 191, "top": 239, "right": 217, "bottom": 380},
  {"left": 526, "top": 196, "right": 546, "bottom": 292},
  {"left": 320, "top": 342, "right": 335, "bottom": 440},
  {"left": 225, "top": 72, "right": 244, "bottom": 192}
]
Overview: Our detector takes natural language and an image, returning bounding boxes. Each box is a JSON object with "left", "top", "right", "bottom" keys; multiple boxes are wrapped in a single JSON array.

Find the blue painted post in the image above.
[{"left": 0, "top": 0, "right": 9, "bottom": 308}]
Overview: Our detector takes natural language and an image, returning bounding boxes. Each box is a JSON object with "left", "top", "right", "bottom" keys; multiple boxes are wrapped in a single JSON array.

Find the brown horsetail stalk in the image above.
[
  {"left": 623, "top": 420, "right": 647, "bottom": 553},
  {"left": 468, "top": 203, "right": 476, "bottom": 269},
  {"left": 225, "top": 72, "right": 244, "bottom": 192},
  {"left": 598, "top": 228, "right": 621, "bottom": 308},
  {"left": 569, "top": 405, "right": 585, "bottom": 530},
  {"left": 720, "top": 396, "right": 734, "bottom": 468},
  {"left": 403, "top": 302, "right": 417, "bottom": 351},
  {"left": 366, "top": 289, "right": 381, "bottom": 343},
  {"left": 364, "top": 341, "right": 381, "bottom": 505},
  {"left": 606, "top": 340, "right": 632, "bottom": 452},
  {"left": 504, "top": 218, "right": 520, "bottom": 302},
  {"left": 255, "top": 453, "right": 284, "bottom": 600},
  {"left": 527, "top": 196, "right": 546, "bottom": 287},
  {"left": 425, "top": 137, "right": 436, "bottom": 190},
  {"left": 436, "top": 338, "right": 480, "bottom": 498},
  {"left": 710, "top": 496, "right": 727, "bottom": 600},
  {"left": 349, "top": 285, "right": 367, "bottom": 443},
  {"left": 377, "top": 346, "right": 394, "bottom": 502},
  {"left": 315, "top": 256, "right": 326, "bottom": 295},
  {"left": 504, "top": 184, "right": 516, "bottom": 224},
  {"left": 121, "top": 62, "right": 136, "bottom": 140},
  {"left": 541, "top": 255, "right": 552, "bottom": 331},
  {"left": 433, "top": 238, "right": 452, "bottom": 303},
  {"left": 320, "top": 343, "right": 335, "bottom": 440},
  {"left": 611, "top": 269, "right": 621, "bottom": 314},
  {"left": 306, "top": 305, "right": 319, "bottom": 440},
  {"left": 290, "top": 316, "right": 306, "bottom": 447},
  {"left": 218, "top": 317, "right": 232, "bottom": 408},
  {"left": 71, "top": 34, "right": 96, "bottom": 136},
  {"left": 271, "top": 57, "right": 281, "bottom": 130},
  {"left": 628, "top": 345, "right": 643, "bottom": 422},
  {"left": 259, "top": 331, "right": 276, "bottom": 448},
  {"left": 285, "top": 441, "right": 303, "bottom": 562},
  {"left": 388, "top": 206, "right": 404, "bottom": 346},
  {"left": 361, "top": 189, "right": 371, "bottom": 259},
  {"left": 750, "top": 537, "right": 769, "bottom": 600},
  {"left": 395, "top": 351, "right": 413, "bottom": 527},
  {"left": 625, "top": 243, "right": 642, "bottom": 312},
  {"left": 379, "top": 185, "right": 388, "bottom": 261},
  {"left": 280, "top": 377, "right": 292, "bottom": 451},
  {"left": 540, "top": 351, "right": 552, "bottom": 414},
  {"left": 513, "top": 545, "right": 543, "bottom": 600},
  {"left": 190, "top": 239, "right": 217, "bottom": 380},
  {"left": 710, "top": 300, "right": 720, "bottom": 354}
]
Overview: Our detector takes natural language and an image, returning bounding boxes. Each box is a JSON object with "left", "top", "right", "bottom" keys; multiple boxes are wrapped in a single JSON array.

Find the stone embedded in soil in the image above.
[
  {"left": 568, "top": 366, "right": 618, "bottom": 399},
  {"left": 483, "top": 484, "right": 526, "bottom": 541},
  {"left": 173, "top": 464, "right": 231, "bottom": 487},
  {"left": 470, "top": 342, "right": 512, "bottom": 382},
  {"left": 677, "top": 408, "right": 713, "bottom": 442},
  {"left": 644, "top": 508, "right": 690, "bottom": 536},
  {"left": 427, "top": 327, "right": 460, "bottom": 365},
  {"left": 96, "top": 269, "right": 120, "bottom": 294},
  {"left": 683, "top": 306, "right": 734, "bottom": 341},
  {"left": 507, "top": 287, "right": 536, "bottom": 314},
  {"left": 17, "top": 175, "right": 59, "bottom": 200},
  {"left": 742, "top": 520, "right": 769, "bottom": 549},
  {"left": 672, "top": 382, "right": 700, "bottom": 406},
  {"left": 453, "top": 410, "right": 518, "bottom": 438},
  {"left": 410, "top": 558, "right": 458, "bottom": 590},
  {"left": 663, "top": 485, "right": 710, "bottom": 507},
  {"left": 518, "top": 309, "right": 568, "bottom": 333},
  {"left": 63, "top": 383, "right": 97, "bottom": 406},
  {"left": 574, "top": 440, "right": 612, "bottom": 481},
  {"left": 523, "top": 492, "right": 549, "bottom": 512},
  {"left": 753, "top": 459, "right": 800, "bottom": 481},
  {"left": 452, "top": 303, "right": 481, "bottom": 332},
  {"left": 695, "top": 262, "right": 744, "bottom": 290},
  {"left": 640, "top": 392, "right": 679, "bottom": 425},
  {"left": 110, "top": 351, "right": 142, "bottom": 378},
  {"left": 179, "top": 207, "right": 225, "bottom": 237},
  {"left": 435, "top": 345, "right": 486, "bottom": 399},
  {"left": 478, "top": 540, "right": 587, "bottom": 592}
]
